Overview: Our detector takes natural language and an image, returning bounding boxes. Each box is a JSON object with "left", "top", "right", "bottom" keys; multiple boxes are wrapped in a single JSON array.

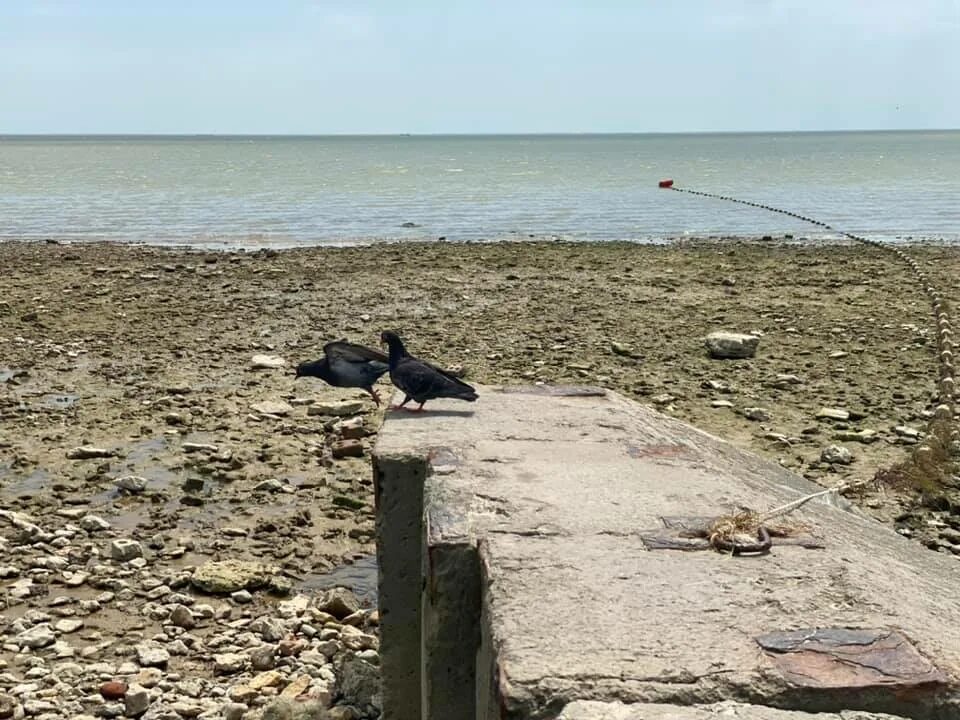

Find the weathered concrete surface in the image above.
[
  {"left": 557, "top": 701, "right": 908, "bottom": 719},
  {"left": 373, "top": 385, "right": 960, "bottom": 720}
]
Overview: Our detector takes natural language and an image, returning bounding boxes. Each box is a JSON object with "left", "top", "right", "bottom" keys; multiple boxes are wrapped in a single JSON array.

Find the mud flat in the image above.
[{"left": 2, "top": 237, "right": 960, "bottom": 718}]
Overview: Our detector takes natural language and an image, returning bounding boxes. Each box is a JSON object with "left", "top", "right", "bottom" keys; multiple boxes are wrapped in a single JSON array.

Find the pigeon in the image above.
[
  {"left": 295, "top": 341, "right": 390, "bottom": 406},
  {"left": 380, "top": 330, "right": 478, "bottom": 411}
]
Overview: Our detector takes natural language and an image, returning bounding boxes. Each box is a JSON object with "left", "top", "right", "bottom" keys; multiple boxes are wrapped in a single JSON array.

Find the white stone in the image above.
[
  {"left": 250, "top": 354, "right": 286, "bottom": 370},
  {"left": 124, "top": 683, "right": 151, "bottom": 717},
  {"left": 80, "top": 514, "right": 112, "bottom": 532},
  {"left": 16, "top": 624, "right": 56, "bottom": 649},
  {"left": 135, "top": 642, "right": 170, "bottom": 667},
  {"left": 110, "top": 539, "right": 143, "bottom": 562},
  {"left": 704, "top": 331, "right": 759, "bottom": 359},
  {"left": 821, "top": 444, "right": 854, "bottom": 465}
]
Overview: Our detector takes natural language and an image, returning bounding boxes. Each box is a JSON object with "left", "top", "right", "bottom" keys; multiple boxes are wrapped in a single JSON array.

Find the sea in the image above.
[{"left": 1, "top": 131, "right": 958, "bottom": 248}]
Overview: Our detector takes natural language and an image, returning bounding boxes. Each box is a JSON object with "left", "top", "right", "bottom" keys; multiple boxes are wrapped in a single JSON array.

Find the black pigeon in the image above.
[
  {"left": 380, "top": 330, "right": 478, "bottom": 411},
  {"left": 295, "top": 341, "right": 390, "bottom": 406}
]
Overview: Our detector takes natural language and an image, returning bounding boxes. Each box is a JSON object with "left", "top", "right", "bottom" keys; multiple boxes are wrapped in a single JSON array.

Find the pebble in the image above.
[
  {"left": 318, "top": 588, "right": 361, "bottom": 620},
  {"left": 742, "top": 407, "right": 771, "bottom": 422},
  {"left": 16, "top": 624, "right": 56, "bottom": 649},
  {"left": 80, "top": 514, "right": 112, "bottom": 532},
  {"left": 250, "top": 400, "right": 295, "bottom": 417},
  {"left": 124, "top": 683, "right": 151, "bottom": 716},
  {"left": 53, "top": 619, "right": 84, "bottom": 634},
  {"left": 307, "top": 400, "right": 366, "bottom": 417},
  {"left": 332, "top": 439, "right": 364, "bottom": 459},
  {"left": 821, "top": 445, "right": 854, "bottom": 465},
  {"left": 135, "top": 642, "right": 171, "bottom": 668},
  {"left": 704, "top": 331, "right": 759, "bottom": 359},
  {"left": 115, "top": 476, "right": 148, "bottom": 493},
  {"left": 816, "top": 407, "right": 850, "bottom": 421},
  {"left": 250, "top": 355, "right": 286, "bottom": 370},
  {"left": 65, "top": 445, "right": 115, "bottom": 459},
  {"left": 110, "top": 539, "right": 144, "bottom": 562}
]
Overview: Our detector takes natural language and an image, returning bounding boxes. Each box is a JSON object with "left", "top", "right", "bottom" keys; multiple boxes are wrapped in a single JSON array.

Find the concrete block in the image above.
[{"left": 374, "top": 385, "right": 960, "bottom": 720}]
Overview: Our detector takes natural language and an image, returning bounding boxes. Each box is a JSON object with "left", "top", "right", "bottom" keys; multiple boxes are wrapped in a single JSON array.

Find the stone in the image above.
[
  {"left": 66, "top": 446, "right": 114, "bottom": 459},
  {"left": 249, "top": 617, "right": 286, "bottom": 642},
  {"left": 191, "top": 560, "right": 276, "bottom": 594},
  {"left": 182, "top": 442, "right": 218, "bottom": 453},
  {"left": 742, "top": 407, "right": 770, "bottom": 421},
  {"left": 16, "top": 624, "right": 55, "bottom": 649},
  {"left": 339, "top": 657, "right": 381, "bottom": 710},
  {"left": 253, "top": 478, "right": 285, "bottom": 493},
  {"left": 135, "top": 642, "right": 170, "bottom": 668},
  {"left": 169, "top": 605, "right": 196, "bottom": 629},
  {"left": 338, "top": 417, "right": 366, "bottom": 440},
  {"left": 704, "top": 331, "right": 759, "bottom": 359},
  {"left": 115, "top": 476, "right": 148, "bottom": 493},
  {"left": 134, "top": 668, "right": 163, "bottom": 688},
  {"left": 248, "top": 670, "right": 283, "bottom": 690},
  {"left": 231, "top": 590, "right": 254, "bottom": 604},
  {"left": 0, "top": 694, "right": 16, "bottom": 720},
  {"left": 710, "top": 400, "right": 734, "bottom": 408},
  {"left": 307, "top": 400, "right": 366, "bottom": 417},
  {"left": 251, "top": 355, "right": 286, "bottom": 370},
  {"left": 110, "top": 539, "right": 144, "bottom": 562},
  {"left": 214, "top": 653, "right": 248, "bottom": 675},
  {"left": 816, "top": 407, "right": 850, "bottom": 421},
  {"left": 317, "top": 587, "right": 361, "bottom": 619},
  {"left": 261, "top": 698, "right": 330, "bottom": 720},
  {"left": 53, "top": 619, "right": 83, "bottom": 634},
  {"left": 821, "top": 444, "right": 854, "bottom": 465},
  {"left": 249, "top": 644, "right": 277, "bottom": 670},
  {"left": 80, "top": 514, "right": 112, "bottom": 532},
  {"left": 279, "top": 674, "right": 312, "bottom": 699},
  {"left": 331, "top": 439, "right": 364, "bottom": 459},
  {"left": 223, "top": 703, "right": 248, "bottom": 720},
  {"left": 124, "top": 684, "right": 150, "bottom": 717},
  {"left": 251, "top": 400, "right": 295, "bottom": 417}
]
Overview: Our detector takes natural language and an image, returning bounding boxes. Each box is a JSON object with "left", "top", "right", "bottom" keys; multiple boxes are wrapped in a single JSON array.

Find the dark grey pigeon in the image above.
[
  {"left": 380, "top": 330, "right": 478, "bottom": 411},
  {"left": 295, "top": 341, "right": 390, "bottom": 406}
]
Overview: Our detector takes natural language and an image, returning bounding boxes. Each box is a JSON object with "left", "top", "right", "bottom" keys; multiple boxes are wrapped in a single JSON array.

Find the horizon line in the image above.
[{"left": 2, "top": 128, "right": 959, "bottom": 139}]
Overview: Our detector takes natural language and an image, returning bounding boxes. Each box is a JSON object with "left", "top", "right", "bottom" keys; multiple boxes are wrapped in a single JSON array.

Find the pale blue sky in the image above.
[{"left": 1, "top": 1, "right": 958, "bottom": 134}]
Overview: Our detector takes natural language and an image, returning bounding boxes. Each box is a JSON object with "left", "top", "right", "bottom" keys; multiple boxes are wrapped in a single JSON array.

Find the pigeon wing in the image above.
[
  {"left": 395, "top": 357, "right": 476, "bottom": 400},
  {"left": 323, "top": 341, "right": 389, "bottom": 364}
]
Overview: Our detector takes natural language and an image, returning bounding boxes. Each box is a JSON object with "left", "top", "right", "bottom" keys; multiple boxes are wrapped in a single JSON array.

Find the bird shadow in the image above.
[{"left": 385, "top": 409, "right": 476, "bottom": 419}]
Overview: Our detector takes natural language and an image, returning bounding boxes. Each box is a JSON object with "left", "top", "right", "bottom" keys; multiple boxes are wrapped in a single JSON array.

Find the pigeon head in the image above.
[
  {"left": 295, "top": 359, "right": 326, "bottom": 380},
  {"left": 380, "top": 331, "right": 409, "bottom": 362}
]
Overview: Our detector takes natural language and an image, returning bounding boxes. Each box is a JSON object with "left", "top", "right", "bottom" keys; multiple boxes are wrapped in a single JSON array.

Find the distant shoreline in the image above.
[
  {"left": 1, "top": 234, "right": 956, "bottom": 254},
  {"left": 2, "top": 128, "right": 960, "bottom": 140}
]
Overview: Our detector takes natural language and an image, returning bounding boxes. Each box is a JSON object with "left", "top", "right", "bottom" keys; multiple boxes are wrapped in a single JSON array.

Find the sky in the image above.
[{"left": 0, "top": 1, "right": 958, "bottom": 134}]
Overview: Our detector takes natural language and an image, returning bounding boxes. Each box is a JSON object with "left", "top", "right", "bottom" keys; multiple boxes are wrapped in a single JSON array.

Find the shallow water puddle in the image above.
[{"left": 299, "top": 554, "right": 378, "bottom": 603}]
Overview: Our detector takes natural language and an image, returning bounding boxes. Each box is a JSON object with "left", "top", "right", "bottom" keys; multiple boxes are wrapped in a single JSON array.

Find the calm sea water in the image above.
[{"left": 1, "top": 132, "right": 958, "bottom": 247}]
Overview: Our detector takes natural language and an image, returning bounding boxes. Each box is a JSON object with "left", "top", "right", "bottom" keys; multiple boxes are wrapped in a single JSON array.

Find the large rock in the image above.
[
  {"left": 260, "top": 697, "right": 330, "bottom": 720},
  {"left": 190, "top": 560, "right": 277, "bottom": 594},
  {"left": 317, "top": 587, "right": 361, "bottom": 619},
  {"left": 16, "top": 624, "right": 55, "bottom": 649},
  {"left": 704, "top": 332, "right": 759, "bottom": 359},
  {"left": 340, "top": 657, "right": 382, "bottom": 711}
]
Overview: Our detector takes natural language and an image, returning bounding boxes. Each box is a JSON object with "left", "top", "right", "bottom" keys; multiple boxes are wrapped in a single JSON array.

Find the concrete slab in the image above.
[
  {"left": 373, "top": 386, "right": 960, "bottom": 720},
  {"left": 557, "top": 701, "right": 908, "bottom": 719}
]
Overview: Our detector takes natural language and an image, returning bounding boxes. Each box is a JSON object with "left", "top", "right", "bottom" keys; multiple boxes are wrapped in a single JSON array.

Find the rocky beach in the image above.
[{"left": 3, "top": 237, "right": 960, "bottom": 720}]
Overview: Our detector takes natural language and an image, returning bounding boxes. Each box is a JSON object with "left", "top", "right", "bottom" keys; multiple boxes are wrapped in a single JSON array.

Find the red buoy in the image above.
[{"left": 658, "top": 179, "right": 674, "bottom": 188}]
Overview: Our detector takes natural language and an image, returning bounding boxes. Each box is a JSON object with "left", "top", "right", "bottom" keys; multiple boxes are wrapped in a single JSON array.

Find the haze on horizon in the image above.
[{"left": 1, "top": 0, "right": 958, "bottom": 135}]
